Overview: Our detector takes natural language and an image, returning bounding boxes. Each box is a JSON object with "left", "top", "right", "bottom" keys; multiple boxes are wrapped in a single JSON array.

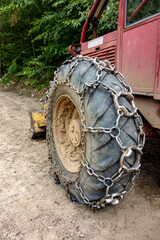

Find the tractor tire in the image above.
[{"left": 47, "top": 56, "right": 144, "bottom": 208}]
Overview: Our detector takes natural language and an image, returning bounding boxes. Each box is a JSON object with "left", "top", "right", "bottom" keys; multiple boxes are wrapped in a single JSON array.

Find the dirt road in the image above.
[{"left": 0, "top": 90, "right": 160, "bottom": 240}]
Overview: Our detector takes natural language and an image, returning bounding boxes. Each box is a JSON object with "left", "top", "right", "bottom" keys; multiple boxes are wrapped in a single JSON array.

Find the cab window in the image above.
[{"left": 126, "top": 0, "right": 160, "bottom": 26}]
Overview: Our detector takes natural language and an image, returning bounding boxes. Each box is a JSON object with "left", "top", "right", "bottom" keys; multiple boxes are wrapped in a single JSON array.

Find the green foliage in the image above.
[
  {"left": 98, "top": 0, "right": 119, "bottom": 35},
  {"left": 0, "top": 0, "right": 119, "bottom": 90},
  {"left": 127, "top": 0, "right": 160, "bottom": 25}
]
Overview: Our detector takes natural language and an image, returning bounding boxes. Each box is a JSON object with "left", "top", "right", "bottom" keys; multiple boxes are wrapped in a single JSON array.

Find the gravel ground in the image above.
[{"left": 0, "top": 90, "right": 160, "bottom": 240}]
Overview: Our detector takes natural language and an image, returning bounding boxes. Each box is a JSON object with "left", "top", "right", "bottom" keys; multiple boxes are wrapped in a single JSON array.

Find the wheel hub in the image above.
[
  {"left": 69, "top": 119, "right": 81, "bottom": 147},
  {"left": 53, "top": 95, "right": 82, "bottom": 173}
]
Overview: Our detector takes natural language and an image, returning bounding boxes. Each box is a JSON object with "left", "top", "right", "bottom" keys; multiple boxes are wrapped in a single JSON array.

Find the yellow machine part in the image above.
[{"left": 29, "top": 103, "right": 47, "bottom": 139}]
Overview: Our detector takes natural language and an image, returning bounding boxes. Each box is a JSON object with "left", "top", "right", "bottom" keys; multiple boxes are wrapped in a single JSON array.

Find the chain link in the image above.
[{"left": 47, "top": 55, "right": 145, "bottom": 209}]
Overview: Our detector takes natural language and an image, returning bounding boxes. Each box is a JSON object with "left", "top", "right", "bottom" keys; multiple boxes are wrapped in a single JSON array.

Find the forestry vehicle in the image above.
[{"left": 29, "top": 0, "right": 160, "bottom": 208}]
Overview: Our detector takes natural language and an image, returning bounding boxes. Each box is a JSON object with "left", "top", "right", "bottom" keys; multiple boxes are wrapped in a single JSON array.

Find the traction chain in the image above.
[{"left": 47, "top": 55, "right": 145, "bottom": 209}]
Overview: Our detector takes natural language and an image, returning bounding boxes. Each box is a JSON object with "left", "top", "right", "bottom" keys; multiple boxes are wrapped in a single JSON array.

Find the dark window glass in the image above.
[{"left": 126, "top": 0, "right": 160, "bottom": 26}]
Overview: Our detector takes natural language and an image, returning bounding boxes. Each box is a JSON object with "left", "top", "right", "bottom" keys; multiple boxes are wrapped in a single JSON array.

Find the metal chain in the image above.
[{"left": 47, "top": 55, "right": 145, "bottom": 209}]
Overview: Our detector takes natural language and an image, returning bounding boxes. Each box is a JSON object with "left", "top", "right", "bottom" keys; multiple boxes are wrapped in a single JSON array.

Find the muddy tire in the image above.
[{"left": 47, "top": 56, "right": 144, "bottom": 208}]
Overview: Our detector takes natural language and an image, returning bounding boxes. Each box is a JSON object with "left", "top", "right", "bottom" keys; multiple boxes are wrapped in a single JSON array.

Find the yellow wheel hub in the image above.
[{"left": 53, "top": 95, "right": 82, "bottom": 173}]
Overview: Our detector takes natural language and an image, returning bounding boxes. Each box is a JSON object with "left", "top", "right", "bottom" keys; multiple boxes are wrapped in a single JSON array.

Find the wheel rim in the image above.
[{"left": 53, "top": 95, "right": 82, "bottom": 173}]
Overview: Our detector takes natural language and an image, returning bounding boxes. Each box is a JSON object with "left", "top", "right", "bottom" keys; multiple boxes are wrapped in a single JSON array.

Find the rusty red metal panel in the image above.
[
  {"left": 122, "top": 18, "right": 159, "bottom": 94},
  {"left": 116, "top": 0, "right": 125, "bottom": 71},
  {"left": 81, "top": 31, "right": 117, "bottom": 65},
  {"left": 154, "top": 17, "right": 160, "bottom": 100},
  {"left": 82, "top": 42, "right": 116, "bottom": 65},
  {"left": 134, "top": 96, "right": 160, "bottom": 129},
  {"left": 81, "top": 30, "right": 117, "bottom": 51}
]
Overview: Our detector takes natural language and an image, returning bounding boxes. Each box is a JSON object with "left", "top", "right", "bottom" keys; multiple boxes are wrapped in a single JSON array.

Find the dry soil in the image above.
[{"left": 0, "top": 90, "right": 160, "bottom": 240}]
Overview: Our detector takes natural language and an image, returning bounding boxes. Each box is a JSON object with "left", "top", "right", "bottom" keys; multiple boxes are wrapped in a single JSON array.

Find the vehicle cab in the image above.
[{"left": 69, "top": 0, "right": 160, "bottom": 131}]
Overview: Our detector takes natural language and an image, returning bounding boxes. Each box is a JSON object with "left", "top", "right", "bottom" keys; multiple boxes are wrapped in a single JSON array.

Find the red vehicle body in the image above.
[{"left": 69, "top": 0, "right": 160, "bottom": 134}]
